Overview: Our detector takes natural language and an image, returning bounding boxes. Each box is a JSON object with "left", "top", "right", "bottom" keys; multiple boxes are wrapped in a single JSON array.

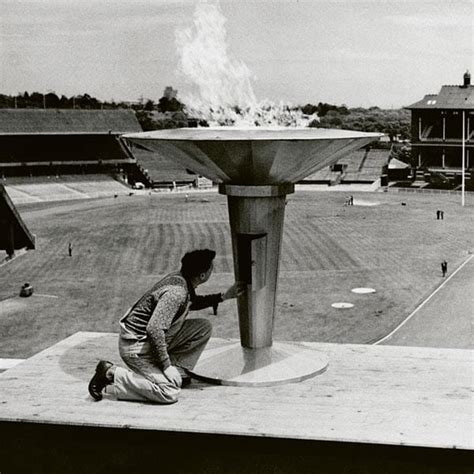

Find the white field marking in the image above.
[
  {"left": 352, "top": 287, "right": 376, "bottom": 294},
  {"left": 373, "top": 253, "right": 474, "bottom": 345},
  {"left": 32, "top": 294, "right": 59, "bottom": 299},
  {"left": 354, "top": 200, "right": 380, "bottom": 206},
  {"left": 332, "top": 302, "right": 354, "bottom": 309}
]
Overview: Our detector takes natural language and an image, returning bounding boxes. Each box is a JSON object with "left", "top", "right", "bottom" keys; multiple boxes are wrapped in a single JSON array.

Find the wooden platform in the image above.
[{"left": 0, "top": 332, "right": 472, "bottom": 473}]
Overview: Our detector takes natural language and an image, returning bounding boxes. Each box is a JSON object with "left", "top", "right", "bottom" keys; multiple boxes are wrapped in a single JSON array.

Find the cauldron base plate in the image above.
[{"left": 189, "top": 339, "right": 329, "bottom": 387}]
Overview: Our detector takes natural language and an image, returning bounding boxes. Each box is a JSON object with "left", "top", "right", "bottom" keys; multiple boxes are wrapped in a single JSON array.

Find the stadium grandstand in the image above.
[
  {"left": 129, "top": 146, "right": 199, "bottom": 189},
  {"left": 4, "top": 175, "right": 137, "bottom": 205},
  {"left": 0, "top": 108, "right": 392, "bottom": 191},
  {"left": 0, "top": 109, "right": 152, "bottom": 187},
  {"left": 0, "top": 184, "right": 35, "bottom": 260},
  {"left": 302, "top": 147, "right": 390, "bottom": 186}
]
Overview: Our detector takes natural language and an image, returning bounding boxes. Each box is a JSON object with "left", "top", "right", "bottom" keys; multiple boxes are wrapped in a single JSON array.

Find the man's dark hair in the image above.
[{"left": 181, "top": 249, "right": 216, "bottom": 279}]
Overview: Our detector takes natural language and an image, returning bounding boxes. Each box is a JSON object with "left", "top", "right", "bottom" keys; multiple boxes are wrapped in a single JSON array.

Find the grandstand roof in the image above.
[
  {"left": 0, "top": 184, "right": 35, "bottom": 253},
  {"left": 0, "top": 109, "right": 142, "bottom": 135},
  {"left": 406, "top": 85, "right": 474, "bottom": 110}
]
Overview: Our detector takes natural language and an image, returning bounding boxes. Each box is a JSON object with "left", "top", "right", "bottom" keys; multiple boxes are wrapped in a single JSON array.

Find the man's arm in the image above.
[
  {"left": 190, "top": 292, "right": 223, "bottom": 311},
  {"left": 190, "top": 282, "right": 245, "bottom": 311}
]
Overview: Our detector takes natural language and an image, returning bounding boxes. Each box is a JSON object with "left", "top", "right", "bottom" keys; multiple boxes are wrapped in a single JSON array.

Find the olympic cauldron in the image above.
[{"left": 123, "top": 127, "right": 382, "bottom": 386}]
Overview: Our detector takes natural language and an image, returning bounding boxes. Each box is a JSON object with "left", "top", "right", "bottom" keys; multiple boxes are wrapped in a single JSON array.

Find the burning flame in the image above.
[
  {"left": 176, "top": 0, "right": 318, "bottom": 127},
  {"left": 175, "top": 1, "right": 256, "bottom": 111}
]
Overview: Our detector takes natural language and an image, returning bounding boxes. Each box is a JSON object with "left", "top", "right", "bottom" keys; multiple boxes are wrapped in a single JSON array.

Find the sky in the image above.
[{"left": 1, "top": 0, "right": 472, "bottom": 108}]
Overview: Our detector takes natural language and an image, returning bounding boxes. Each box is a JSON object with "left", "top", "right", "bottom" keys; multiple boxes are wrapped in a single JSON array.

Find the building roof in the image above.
[
  {"left": 406, "top": 85, "right": 474, "bottom": 110},
  {"left": 0, "top": 109, "right": 142, "bottom": 135},
  {"left": 0, "top": 184, "right": 35, "bottom": 252}
]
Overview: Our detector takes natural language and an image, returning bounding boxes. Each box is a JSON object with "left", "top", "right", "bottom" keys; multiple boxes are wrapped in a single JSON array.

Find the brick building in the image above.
[{"left": 406, "top": 71, "right": 473, "bottom": 187}]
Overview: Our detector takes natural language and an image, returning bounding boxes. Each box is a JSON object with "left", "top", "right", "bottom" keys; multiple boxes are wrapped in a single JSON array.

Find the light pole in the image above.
[{"left": 462, "top": 110, "right": 466, "bottom": 207}]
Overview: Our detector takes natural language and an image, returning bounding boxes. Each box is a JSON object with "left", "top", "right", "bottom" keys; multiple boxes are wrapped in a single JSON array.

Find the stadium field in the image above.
[{"left": 0, "top": 189, "right": 472, "bottom": 358}]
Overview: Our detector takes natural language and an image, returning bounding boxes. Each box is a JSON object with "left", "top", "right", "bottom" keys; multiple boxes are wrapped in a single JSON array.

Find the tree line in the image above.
[
  {"left": 0, "top": 90, "right": 411, "bottom": 141},
  {"left": 307, "top": 104, "right": 410, "bottom": 141}
]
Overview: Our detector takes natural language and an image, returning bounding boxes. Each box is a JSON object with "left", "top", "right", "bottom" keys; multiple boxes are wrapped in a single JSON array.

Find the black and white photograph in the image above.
[{"left": 0, "top": 0, "right": 472, "bottom": 472}]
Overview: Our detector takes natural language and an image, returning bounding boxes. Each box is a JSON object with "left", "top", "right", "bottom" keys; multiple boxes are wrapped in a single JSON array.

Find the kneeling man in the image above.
[{"left": 88, "top": 249, "right": 242, "bottom": 404}]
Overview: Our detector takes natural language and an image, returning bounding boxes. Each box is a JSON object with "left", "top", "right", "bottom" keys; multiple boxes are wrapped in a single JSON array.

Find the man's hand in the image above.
[
  {"left": 164, "top": 365, "right": 182, "bottom": 386},
  {"left": 222, "top": 281, "right": 246, "bottom": 301}
]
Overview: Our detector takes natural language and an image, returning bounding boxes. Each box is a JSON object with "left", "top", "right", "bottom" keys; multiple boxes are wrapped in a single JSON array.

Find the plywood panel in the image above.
[{"left": 0, "top": 332, "right": 471, "bottom": 451}]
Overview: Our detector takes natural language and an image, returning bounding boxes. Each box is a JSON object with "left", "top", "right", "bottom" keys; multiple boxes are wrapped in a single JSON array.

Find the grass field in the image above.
[{"left": 0, "top": 189, "right": 472, "bottom": 358}]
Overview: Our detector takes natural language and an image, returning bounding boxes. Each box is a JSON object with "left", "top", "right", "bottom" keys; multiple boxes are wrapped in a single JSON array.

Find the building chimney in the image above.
[{"left": 463, "top": 70, "right": 471, "bottom": 87}]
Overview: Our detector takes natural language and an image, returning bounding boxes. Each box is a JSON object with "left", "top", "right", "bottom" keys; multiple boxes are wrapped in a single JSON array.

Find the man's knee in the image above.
[
  {"left": 150, "top": 382, "right": 181, "bottom": 404},
  {"left": 196, "top": 318, "right": 212, "bottom": 339}
]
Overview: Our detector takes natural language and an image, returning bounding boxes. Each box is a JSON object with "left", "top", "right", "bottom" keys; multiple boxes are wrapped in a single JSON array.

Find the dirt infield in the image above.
[{"left": 0, "top": 189, "right": 472, "bottom": 358}]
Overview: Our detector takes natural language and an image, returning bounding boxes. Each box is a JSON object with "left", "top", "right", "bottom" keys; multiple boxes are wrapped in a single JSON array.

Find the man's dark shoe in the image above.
[{"left": 88, "top": 360, "right": 113, "bottom": 401}]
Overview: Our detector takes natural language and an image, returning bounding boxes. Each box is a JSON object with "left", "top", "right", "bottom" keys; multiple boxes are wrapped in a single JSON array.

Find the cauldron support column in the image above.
[
  {"left": 187, "top": 182, "right": 328, "bottom": 386},
  {"left": 219, "top": 183, "right": 294, "bottom": 349}
]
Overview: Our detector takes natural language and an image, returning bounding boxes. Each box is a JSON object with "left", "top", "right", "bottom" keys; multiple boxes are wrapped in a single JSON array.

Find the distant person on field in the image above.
[
  {"left": 440, "top": 210, "right": 444, "bottom": 220},
  {"left": 68, "top": 242, "right": 73, "bottom": 257},
  {"left": 88, "top": 249, "right": 244, "bottom": 404},
  {"left": 436, "top": 210, "right": 440, "bottom": 220},
  {"left": 441, "top": 260, "right": 448, "bottom": 277}
]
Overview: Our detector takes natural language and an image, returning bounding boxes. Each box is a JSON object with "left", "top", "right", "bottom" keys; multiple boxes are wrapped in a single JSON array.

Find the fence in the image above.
[{"left": 391, "top": 187, "right": 474, "bottom": 196}]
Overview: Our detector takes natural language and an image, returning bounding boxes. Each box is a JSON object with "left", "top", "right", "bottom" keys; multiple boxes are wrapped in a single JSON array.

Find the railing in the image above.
[
  {"left": 416, "top": 138, "right": 471, "bottom": 143},
  {"left": 391, "top": 187, "right": 473, "bottom": 196}
]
